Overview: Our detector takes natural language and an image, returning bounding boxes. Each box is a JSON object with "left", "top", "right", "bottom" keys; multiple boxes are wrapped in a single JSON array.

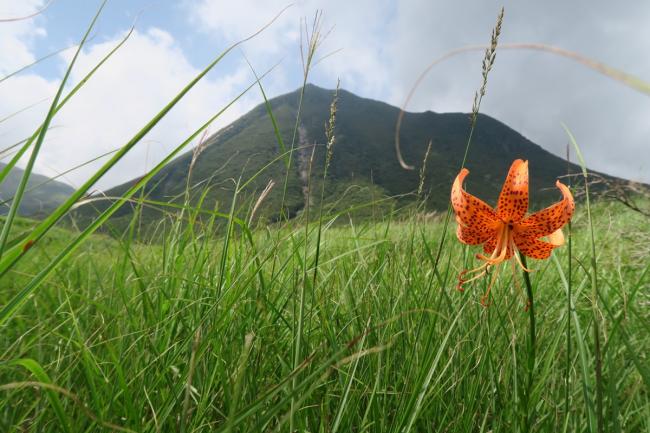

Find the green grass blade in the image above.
[
  {"left": 563, "top": 124, "right": 604, "bottom": 433},
  {"left": 7, "top": 358, "right": 72, "bottom": 433},
  {"left": 0, "top": 27, "right": 134, "bottom": 187},
  {"left": 0, "top": 73, "right": 264, "bottom": 326},
  {"left": 0, "top": 13, "right": 285, "bottom": 277},
  {"left": 243, "top": 56, "right": 290, "bottom": 169},
  {"left": 0, "top": 1, "right": 107, "bottom": 257},
  {"left": 0, "top": 44, "right": 74, "bottom": 85},
  {"left": 553, "top": 255, "right": 597, "bottom": 432},
  {"left": 402, "top": 303, "right": 466, "bottom": 432}
]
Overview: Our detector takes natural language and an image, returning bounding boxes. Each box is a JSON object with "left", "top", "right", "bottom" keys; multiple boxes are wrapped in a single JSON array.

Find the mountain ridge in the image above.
[
  {"left": 76, "top": 84, "right": 628, "bottom": 228},
  {"left": 0, "top": 163, "right": 75, "bottom": 216}
]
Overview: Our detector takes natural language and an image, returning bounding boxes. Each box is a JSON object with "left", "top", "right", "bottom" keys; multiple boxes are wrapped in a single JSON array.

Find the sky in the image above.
[{"left": 0, "top": 0, "right": 648, "bottom": 191}]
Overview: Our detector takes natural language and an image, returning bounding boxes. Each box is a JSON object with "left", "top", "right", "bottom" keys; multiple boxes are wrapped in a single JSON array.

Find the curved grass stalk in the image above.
[
  {"left": 0, "top": 44, "right": 74, "bottom": 85},
  {"left": 0, "top": 380, "right": 135, "bottom": 432},
  {"left": 0, "top": 0, "right": 55, "bottom": 22},
  {"left": 395, "top": 43, "right": 650, "bottom": 171},
  {"left": 5, "top": 358, "right": 71, "bottom": 433}
]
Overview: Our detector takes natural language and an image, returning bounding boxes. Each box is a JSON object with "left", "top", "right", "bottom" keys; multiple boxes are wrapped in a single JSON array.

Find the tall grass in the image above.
[
  {"left": 1, "top": 4, "right": 649, "bottom": 433},
  {"left": 1, "top": 199, "right": 648, "bottom": 431},
  {"left": 0, "top": 4, "right": 287, "bottom": 325}
]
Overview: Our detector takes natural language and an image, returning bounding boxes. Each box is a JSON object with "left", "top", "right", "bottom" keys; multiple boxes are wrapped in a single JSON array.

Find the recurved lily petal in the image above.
[
  {"left": 513, "top": 233, "right": 556, "bottom": 259},
  {"left": 451, "top": 168, "right": 499, "bottom": 235},
  {"left": 496, "top": 159, "right": 529, "bottom": 223},
  {"left": 548, "top": 229, "right": 565, "bottom": 246},
  {"left": 515, "top": 180, "right": 575, "bottom": 238},
  {"left": 456, "top": 221, "right": 495, "bottom": 245}
]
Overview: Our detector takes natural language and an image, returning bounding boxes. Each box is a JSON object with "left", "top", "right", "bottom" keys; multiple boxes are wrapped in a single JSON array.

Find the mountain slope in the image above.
[
  {"left": 78, "top": 84, "right": 620, "bottom": 227},
  {"left": 0, "top": 163, "right": 74, "bottom": 216}
]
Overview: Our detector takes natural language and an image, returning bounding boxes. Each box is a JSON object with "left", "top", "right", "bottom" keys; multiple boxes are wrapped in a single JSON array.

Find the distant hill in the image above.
[
  {"left": 0, "top": 163, "right": 74, "bottom": 216},
  {"left": 75, "top": 84, "right": 625, "bottom": 228}
]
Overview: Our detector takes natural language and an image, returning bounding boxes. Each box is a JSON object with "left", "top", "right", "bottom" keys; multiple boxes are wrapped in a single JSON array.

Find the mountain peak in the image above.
[{"left": 79, "top": 85, "right": 620, "bottom": 227}]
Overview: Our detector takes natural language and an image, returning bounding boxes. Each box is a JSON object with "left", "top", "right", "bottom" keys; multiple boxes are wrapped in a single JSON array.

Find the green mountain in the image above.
[
  {"left": 77, "top": 84, "right": 620, "bottom": 227},
  {"left": 0, "top": 163, "right": 74, "bottom": 216}
]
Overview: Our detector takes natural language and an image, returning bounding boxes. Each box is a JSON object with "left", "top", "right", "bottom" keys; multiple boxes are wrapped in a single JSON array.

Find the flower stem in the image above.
[{"left": 520, "top": 253, "right": 536, "bottom": 432}]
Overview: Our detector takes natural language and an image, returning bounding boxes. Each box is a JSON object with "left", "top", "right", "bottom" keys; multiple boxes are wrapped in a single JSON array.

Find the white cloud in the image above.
[
  {"left": 0, "top": 0, "right": 47, "bottom": 74},
  {"left": 2, "top": 0, "right": 648, "bottom": 193},
  {"left": 1, "top": 26, "right": 260, "bottom": 190},
  {"left": 188, "top": 0, "right": 298, "bottom": 56},
  {"left": 187, "top": 0, "right": 650, "bottom": 183},
  {"left": 186, "top": 0, "right": 393, "bottom": 95}
]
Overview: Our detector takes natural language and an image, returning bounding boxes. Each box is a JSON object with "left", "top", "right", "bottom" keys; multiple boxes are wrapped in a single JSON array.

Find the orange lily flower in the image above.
[{"left": 451, "top": 159, "right": 574, "bottom": 302}]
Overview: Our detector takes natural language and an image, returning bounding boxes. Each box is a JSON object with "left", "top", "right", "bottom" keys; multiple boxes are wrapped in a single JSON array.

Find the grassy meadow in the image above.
[
  {"left": 1, "top": 196, "right": 649, "bottom": 432},
  {"left": 1, "top": 4, "right": 650, "bottom": 433}
]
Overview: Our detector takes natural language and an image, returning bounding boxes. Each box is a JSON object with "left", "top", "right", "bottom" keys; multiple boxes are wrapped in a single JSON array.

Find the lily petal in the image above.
[
  {"left": 451, "top": 168, "right": 499, "bottom": 235},
  {"left": 496, "top": 159, "right": 529, "bottom": 223},
  {"left": 515, "top": 180, "right": 575, "bottom": 238},
  {"left": 513, "top": 233, "right": 556, "bottom": 259},
  {"left": 456, "top": 220, "right": 496, "bottom": 245},
  {"left": 548, "top": 229, "right": 565, "bottom": 246}
]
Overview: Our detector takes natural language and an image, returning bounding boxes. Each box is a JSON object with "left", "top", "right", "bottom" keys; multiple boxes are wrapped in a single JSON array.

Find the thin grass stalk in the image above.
[
  {"left": 0, "top": 98, "right": 49, "bottom": 125},
  {"left": 331, "top": 317, "right": 370, "bottom": 433},
  {"left": 563, "top": 224, "right": 574, "bottom": 425},
  {"left": 312, "top": 81, "right": 339, "bottom": 288},
  {"left": 423, "top": 6, "right": 504, "bottom": 306},
  {"left": 552, "top": 256, "right": 597, "bottom": 431},
  {"left": 395, "top": 9, "right": 505, "bottom": 430},
  {"left": 216, "top": 178, "right": 240, "bottom": 295},
  {"left": 284, "top": 13, "right": 325, "bottom": 432},
  {"left": 0, "top": 43, "right": 73, "bottom": 85},
  {"left": 179, "top": 328, "right": 201, "bottom": 433},
  {"left": 0, "top": 147, "right": 119, "bottom": 209},
  {"left": 520, "top": 254, "right": 536, "bottom": 432},
  {"left": 279, "top": 11, "right": 324, "bottom": 221},
  {"left": 0, "top": 137, "right": 29, "bottom": 159},
  {"left": 224, "top": 333, "right": 255, "bottom": 433},
  {"left": 564, "top": 146, "right": 573, "bottom": 431},
  {"left": 244, "top": 55, "right": 290, "bottom": 169},
  {"left": 291, "top": 143, "right": 317, "bottom": 432},
  {"left": 564, "top": 125, "right": 604, "bottom": 433},
  {"left": 417, "top": 139, "right": 432, "bottom": 198}
]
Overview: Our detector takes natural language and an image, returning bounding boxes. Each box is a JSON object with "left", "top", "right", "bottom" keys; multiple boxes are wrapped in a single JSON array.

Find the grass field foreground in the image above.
[{"left": 1, "top": 198, "right": 649, "bottom": 431}]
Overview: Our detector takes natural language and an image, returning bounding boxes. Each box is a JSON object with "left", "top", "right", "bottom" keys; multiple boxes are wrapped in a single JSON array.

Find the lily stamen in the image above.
[
  {"left": 513, "top": 248, "right": 533, "bottom": 272},
  {"left": 480, "top": 265, "right": 501, "bottom": 307}
]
